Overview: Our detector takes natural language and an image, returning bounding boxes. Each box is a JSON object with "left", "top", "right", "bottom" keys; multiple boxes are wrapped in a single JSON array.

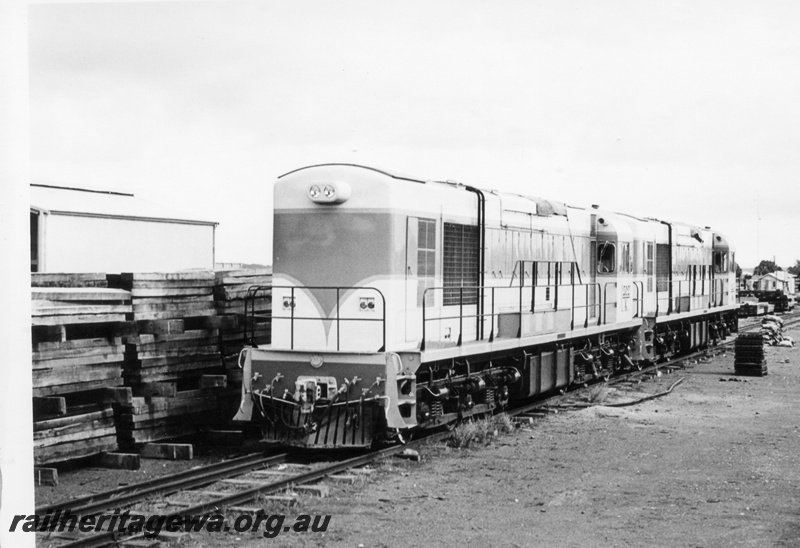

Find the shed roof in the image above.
[
  {"left": 753, "top": 271, "right": 795, "bottom": 282},
  {"left": 30, "top": 183, "right": 217, "bottom": 226}
]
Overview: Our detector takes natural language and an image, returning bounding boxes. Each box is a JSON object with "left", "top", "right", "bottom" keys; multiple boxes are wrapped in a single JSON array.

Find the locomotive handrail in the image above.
[
  {"left": 421, "top": 281, "right": 602, "bottom": 351},
  {"left": 655, "top": 278, "right": 730, "bottom": 317},
  {"left": 632, "top": 281, "right": 644, "bottom": 318},
  {"left": 244, "top": 285, "right": 386, "bottom": 352}
]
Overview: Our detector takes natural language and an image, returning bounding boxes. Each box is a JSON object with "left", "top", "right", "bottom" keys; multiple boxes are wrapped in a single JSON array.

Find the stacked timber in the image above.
[
  {"left": 112, "top": 271, "right": 217, "bottom": 320},
  {"left": 33, "top": 400, "right": 119, "bottom": 466},
  {"left": 123, "top": 321, "right": 223, "bottom": 385},
  {"left": 113, "top": 381, "right": 226, "bottom": 446},
  {"left": 734, "top": 333, "right": 767, "bottom": 376},
  {"left": 213, "top": 267, "right": 272, "bottom": 377},
  {"left": 31, "top": 283, "right": 133, "bottom": 397},
  {"left": 30, "top": 275, "right": 135, "bottom": 464},
  {"left": 31, "top": 272, "right": 110, "bottom": 288},
  {"left": 110, "top": 271, "right": 232, "bottom": 444},
  {"left": 212, "top": 267, "right": 271, "bottom": 423},
  {"left": 111, "top": 271, "right": 224, "bottom": 386}
]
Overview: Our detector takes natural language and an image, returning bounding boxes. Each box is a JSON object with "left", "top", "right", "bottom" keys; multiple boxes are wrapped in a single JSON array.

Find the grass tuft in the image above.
[{"left": 447, "top": 413, "right": 515, "bottom": 449}]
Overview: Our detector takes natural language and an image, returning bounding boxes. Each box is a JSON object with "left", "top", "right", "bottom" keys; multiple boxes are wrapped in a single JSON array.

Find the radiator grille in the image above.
[
  {"left": 656, "top": 243, "right": 670, "bottom": 292},
  {"left": 443, "top": 223, "right": 479, "bottom": 306}
]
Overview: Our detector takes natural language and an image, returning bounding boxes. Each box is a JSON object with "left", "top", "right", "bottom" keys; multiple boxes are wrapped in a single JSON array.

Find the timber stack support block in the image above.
[
  {"left": 140, "top": 443, "right": 193, "bottom": 460},
  {"left": 98, "top": 452, "right": 141, "bottom": 470},
  {"left": 34, "top": 468, "right": 59, "bottom": 486}
]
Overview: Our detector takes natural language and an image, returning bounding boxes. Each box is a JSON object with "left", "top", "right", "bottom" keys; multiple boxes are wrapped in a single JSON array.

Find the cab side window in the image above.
[
  {"left": 713, "top": 251, "right": 728, "bottom": 274},
  {"left": 597, "top": 242, "right": 616, "bottom": 273}
]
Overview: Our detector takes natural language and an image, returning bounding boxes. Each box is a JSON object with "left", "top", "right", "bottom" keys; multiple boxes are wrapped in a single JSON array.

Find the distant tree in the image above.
[
  {"left": 788, "top": 260, "right": 800, "bottom": 276},
  {"left": 753, "top": 260, "right": 781, "bottom": 276}
]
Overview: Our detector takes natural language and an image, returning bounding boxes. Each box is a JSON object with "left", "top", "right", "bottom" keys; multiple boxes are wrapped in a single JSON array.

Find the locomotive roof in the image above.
[
  {"left": 278, "top": 163, "right": 428, "bottom": 184},
  {"left": 279, "top": 163, "right": 568, "bottom": 216}
]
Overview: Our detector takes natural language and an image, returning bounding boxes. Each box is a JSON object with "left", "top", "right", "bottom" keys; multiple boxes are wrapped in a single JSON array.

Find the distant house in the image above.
[
  {"left": 30, "top": 183, "right": 218, "bottom": 273},
  {"left": 750, "top": 271, "right": 797, "bottom": 297}
]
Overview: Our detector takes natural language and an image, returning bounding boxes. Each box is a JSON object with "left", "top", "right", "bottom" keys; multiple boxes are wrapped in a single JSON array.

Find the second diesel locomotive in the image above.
[{"left": 234, "top": 164, "right": 738, "bottom": 448}]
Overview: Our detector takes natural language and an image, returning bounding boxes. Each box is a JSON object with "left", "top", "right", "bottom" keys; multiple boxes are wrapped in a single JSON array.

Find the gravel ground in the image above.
[{"left": 36, "top": 321, "right": 800, "bottom": 548}]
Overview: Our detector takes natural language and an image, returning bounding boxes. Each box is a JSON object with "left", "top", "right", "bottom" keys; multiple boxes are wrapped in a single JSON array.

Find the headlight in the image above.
[{"left": 307, "top": 181, "right": 351, "bottom": 204}]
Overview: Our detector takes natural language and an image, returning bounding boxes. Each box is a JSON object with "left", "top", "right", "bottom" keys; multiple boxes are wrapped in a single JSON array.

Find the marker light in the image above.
[{"left": 307, "top": 181, "right": 351, "bottom": 204}]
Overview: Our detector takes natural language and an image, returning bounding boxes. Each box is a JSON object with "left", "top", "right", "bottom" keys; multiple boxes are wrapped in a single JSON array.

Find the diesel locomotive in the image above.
[{"left": 234, "top": 164, "right": 738, "bottom": 448}]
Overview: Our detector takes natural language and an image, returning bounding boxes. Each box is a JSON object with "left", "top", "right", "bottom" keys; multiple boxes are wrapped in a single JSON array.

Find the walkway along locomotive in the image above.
[{"left": 234, "top": 164, "right": 738, "bottom": 448}]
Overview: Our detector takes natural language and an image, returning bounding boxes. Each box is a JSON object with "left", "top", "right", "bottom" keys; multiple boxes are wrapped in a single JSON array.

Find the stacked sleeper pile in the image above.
[
  {"left": 31, "top": 274, "right": 133, "bottom": 465},
  {"left": 214, "top": 267, "right": 272, "bottom": 360},
  {"left": 734, "top": 332, "right": 767, "bottom": 376},
  {"left": 212, "top": 267, "right": 271, "bottom": 423},
  {"left": 110, "top": 271, "right": 228, "bottom": 445}
]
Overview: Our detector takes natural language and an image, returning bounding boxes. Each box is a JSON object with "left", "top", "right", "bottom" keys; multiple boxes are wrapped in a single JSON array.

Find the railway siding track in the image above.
[{"left": 39, "top": 434, "right": 449, "bottom": 548}]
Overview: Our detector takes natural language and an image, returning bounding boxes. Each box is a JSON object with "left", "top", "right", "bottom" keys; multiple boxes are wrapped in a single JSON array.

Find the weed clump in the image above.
[{"left": 447, "top": 414, "right": 515, "bottom": 449}]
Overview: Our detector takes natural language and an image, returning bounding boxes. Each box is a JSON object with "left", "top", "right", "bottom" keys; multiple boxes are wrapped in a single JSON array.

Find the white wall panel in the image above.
[{"left": 43, "top": 214, "right": 214, "bottom": 272}]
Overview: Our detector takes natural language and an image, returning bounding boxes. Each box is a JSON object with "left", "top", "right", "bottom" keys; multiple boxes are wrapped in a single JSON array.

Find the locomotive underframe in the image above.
[{"left": 412, "top": 307, "right": 738, "bottom": 432}]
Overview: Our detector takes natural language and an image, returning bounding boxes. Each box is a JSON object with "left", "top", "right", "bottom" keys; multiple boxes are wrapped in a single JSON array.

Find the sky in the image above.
[{"left": 27, "top": 0, "right": 800, "bottom": 269}]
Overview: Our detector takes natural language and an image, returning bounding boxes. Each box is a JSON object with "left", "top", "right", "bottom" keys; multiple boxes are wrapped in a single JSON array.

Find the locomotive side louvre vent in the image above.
[
  {"left": 443, "top": 222, "right": 479, "bottom": 306},
  {"left": 656, "top": 243, "right": 670, "bottom": 292}
]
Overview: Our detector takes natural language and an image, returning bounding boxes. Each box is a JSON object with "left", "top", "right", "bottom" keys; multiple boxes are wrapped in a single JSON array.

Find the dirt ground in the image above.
[{"left": 37, "top": 321, "right": 800, "bottom": 547}]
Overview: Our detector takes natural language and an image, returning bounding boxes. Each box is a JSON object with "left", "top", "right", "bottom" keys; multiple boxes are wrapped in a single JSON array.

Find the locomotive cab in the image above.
[{"left": 594, "top": 212, "right": 636, "bottom": 325}]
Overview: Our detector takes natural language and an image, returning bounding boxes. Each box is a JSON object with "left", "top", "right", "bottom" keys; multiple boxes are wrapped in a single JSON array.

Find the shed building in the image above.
[
  {"left": 751, "top": 271, "right": 796, "bottom": 297},
  {"left": 30, "top": 183, "right": 218, "bottom": 273}
]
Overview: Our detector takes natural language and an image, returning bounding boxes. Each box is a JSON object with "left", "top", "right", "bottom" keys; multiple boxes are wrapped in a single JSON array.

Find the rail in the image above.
[{"left": 245, "top": 285, "right": 386, "bottom": 352}]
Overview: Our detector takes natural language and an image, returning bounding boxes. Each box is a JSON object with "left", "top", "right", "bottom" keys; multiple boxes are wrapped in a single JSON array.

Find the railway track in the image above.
[
  {"left": 38, "top": 433, "right": 450, "bottom": 548},
  {"left": 38, "top": 310, "right": 800, "bottom": 547}
]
